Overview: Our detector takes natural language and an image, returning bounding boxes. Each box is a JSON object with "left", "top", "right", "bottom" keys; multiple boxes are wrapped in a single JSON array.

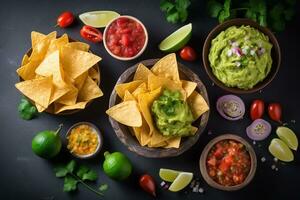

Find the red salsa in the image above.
[
  {"left": 206, "top": 139, "right": 251, "bottom": 186},
  {"left": 106, "top": 17, "right": 146, "bottom": 58}
]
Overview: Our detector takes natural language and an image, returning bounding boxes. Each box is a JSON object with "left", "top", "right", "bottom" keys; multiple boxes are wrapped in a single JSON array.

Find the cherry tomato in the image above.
[
  {"left": 179, "top": 46, "right": 197, "bottom": 61},
  {"left": 139, "top": 174, "right": 156, "bottom": 197},
  {"left": 80, "top": 25, "right": 103, "bottom": 43},
  {"left": 250, "top": 99, "right": 265, "bottom": 120},
  {"left": 268, "top": 103, "right": 282, "bottom": 123},
  {"left": 57, "top": 11, "right": 74, "bottom": 28}
]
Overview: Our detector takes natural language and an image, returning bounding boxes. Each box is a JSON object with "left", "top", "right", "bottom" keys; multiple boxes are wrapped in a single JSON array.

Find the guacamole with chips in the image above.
[
  {"left": 151, "top": 89, "right": 195, "bottom": 137},
  {"left": 208, "top": 25, "right": 273, "bottom": 90}
]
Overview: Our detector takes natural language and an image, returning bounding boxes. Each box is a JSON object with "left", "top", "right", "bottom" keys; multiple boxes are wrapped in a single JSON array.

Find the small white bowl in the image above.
[
  {"left": 66, "top": 122, "right": 103, "bottom": 159},
  {"left": 103, "top": 15, "right": 148, "bottom": 61}
]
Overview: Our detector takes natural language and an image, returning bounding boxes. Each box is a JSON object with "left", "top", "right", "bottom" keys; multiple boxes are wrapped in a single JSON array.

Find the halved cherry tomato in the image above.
[
  {"left": 57, "top": 11, "right": 74, "bottom": 28},
  {"left": 250, "top": 99, "right": 265, "bottom": 120},
  {"left": 80, "top": 25, "right": 103, "bottom": 43},
  {"left": 268, "top": 103, "right": 282, "bottom": 123},
  {"left": 179, "top": 46, "right": 197, "bottom": 61},
  {"left": 139, "top": 174, "right": 156, "bottom": 197}
]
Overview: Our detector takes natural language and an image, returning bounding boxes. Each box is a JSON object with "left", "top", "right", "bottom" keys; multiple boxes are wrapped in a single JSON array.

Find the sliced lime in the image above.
[
  {"left": 159, "top": 23, "right": 192, "bottom": 52},
  {"left": 168, "top": 172, "right": 193, "bottom": 192},
  {"left": 276, "top": 126, "right": 298, "bottom": 150},
  {"left": 79, "top": 11, "right": 120, "bottom": 28},
  {"left": 159, "top": 168, "right": 180, "bottom": 182},
  {"left": 268, "top": 138, "right": 294, "bottom": 162}
]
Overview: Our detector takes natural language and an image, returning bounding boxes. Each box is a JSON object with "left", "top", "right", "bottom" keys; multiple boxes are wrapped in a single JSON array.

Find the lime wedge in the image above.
[
  {"left": 159, "top": 168, "right": 180, "bottom": 182},
  {"left": 159, "top": 23, "right": 192, "bottom": 52},
  {"left": 168, "top": 172, "right": 193, "bottom": 192},
  {"left": 268, "top": 138, "right": 294, "bottom": 162},
  {"left": 79, "top": 11, "right": 120, "bottom": 28},
  {"left": 276, "top": 127, "right": 298, "bottom": 150}
]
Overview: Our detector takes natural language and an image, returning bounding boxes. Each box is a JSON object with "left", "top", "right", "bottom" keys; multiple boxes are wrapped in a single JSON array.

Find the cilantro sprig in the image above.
[
  {"left": 160, "top": 0, "right": 191, "bottom": 23},
  {"left": 54, "top": 160, "right": 106, "bottom": 196},
  {"left": 207, "top": 0, "right": 296, "bottom": 32},
  {"left": 18, "top": 97, "right": 38, "bottom": 120}
]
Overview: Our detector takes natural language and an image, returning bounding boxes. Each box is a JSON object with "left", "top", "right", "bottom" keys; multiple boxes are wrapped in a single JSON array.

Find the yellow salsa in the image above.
[{"left": 67, "top": 124, "right": 99, "bottom": 156}]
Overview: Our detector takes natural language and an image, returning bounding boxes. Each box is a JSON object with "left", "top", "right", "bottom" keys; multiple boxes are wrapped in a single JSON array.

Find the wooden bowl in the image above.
[
  {"left": 199, "top": 134, "right": 257, "bottom": 191},
  {"left": 20, "top": 37, "right": 101, "bottom": 115},
  {"left": 202, "top": 18, "right": 281, "bottom": 94},
  {"left": 108, "top": 59, "right": 210, "bottom": 158}
]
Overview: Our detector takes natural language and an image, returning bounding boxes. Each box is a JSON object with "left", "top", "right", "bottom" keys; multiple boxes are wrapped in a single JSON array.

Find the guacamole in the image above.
[
  {"left": 209, "top": 25, "right": 273, "bottom": 90},
  {"left": 151, "top": 89, "right": 195, "bottom": 137}
]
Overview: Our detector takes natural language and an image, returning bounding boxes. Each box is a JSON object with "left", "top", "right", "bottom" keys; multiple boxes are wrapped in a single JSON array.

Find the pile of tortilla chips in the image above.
[
  {"left": 106, "top": 54, "right": 209, "bottom": 148},
  {"left": 15, "top": 31, "right": 103, "bottom": 114}
]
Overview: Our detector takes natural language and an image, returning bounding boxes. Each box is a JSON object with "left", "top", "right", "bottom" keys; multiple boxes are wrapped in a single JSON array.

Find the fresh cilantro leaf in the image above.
[
  {"left": 178, "top": 8, "right": 188, "bottom": 22},
  {"left": 269, "top": 4, "right": 285, "bottom": 32},
  {"left": 54, "top": 166, "right": 68, "bottom": 178},
  {"left": 166, "top": 10, "right": 179, "bottom": 23},
  {"left": 160, "top": 0, "right": 174, "bottom": 12},
  {"left": 218, "top": 0, "right": 231, "bottom": 22},
  {"left": 18, "top": 97, "right": 38, "bottom": 120},
  {"left": 176, "top": 0, "right": 191, "bottom": 10},
  {"left": 98, "top": 184, "right": 108, "bottom": 192},
  {"left": 207, "top": 0, "right": 223, "bottom": 17},
  {"left": 82, "top": 170, "right": 98, "bottom": 181},
  {"left": 284, "top": 8, "right": 295, "bottom": 21},
  {"left": 160, "top": 0, "right": 191, "bottom": 23},
  {"left": 76, "top": 165, "right": 90, "bottom": 179},
  {"left": 63, "top": 176, "right": 78, "bottom": 192},
  {"left": 66, "top": 160, "right": 76, "bottom": 173}
]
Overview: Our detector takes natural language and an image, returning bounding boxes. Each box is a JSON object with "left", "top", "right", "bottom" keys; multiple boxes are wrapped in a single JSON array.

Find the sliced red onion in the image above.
[
  {"left": 232, "top": 47, "right": 243, "bottom": 57},
  {"left": 216, "top": 95, "right": 245, "bottom": 120},
  {"left": 246, "top": 119, "right": 271, "bottom": 141}
]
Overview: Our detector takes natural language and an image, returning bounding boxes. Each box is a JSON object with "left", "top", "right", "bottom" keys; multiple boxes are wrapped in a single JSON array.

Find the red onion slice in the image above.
[
  {"left": 246, "top": 119, "right": 272, "bottom": 141},
  {"left": 216, "top": 95, "right": 245, "bottom": 120}
]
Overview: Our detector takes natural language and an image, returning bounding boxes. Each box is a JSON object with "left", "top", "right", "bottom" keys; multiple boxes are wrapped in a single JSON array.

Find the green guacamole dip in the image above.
[
  {"left": 151, "top": 89, "right": 194, "bottom": 137},
  {"left": 209, "top": 25, "right": 273, "bottom": 90}
]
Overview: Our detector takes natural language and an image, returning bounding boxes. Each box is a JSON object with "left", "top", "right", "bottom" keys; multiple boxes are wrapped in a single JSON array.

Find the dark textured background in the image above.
[{"left": 0, "top": 0, "right": 299, "bottom": 199}]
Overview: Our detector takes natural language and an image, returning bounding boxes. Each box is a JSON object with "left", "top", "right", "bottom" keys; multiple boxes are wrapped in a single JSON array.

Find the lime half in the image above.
[
  {"left": 79, "top": 11, "right": 120, "bottom": 28},
  {"left": 168, "top": 172, "right": 193, "bottom": 192},
  {"left": 159, "top": 23, "right": 192, "bottom": 52},
  {"left": 159, "top": 168, "right": 180, "bottom": 182},
  {"left": 268, "top": 138, "right": 294, "bottom": 162},
  {"left": 276, "top": 126, "right": 298, "bottom": 150}
]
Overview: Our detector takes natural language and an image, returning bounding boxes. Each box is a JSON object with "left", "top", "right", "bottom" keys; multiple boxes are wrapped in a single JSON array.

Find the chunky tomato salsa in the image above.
[
  {"left": 206, "top": 139, "right": 251, "bottom": 186},
  {"left": 106, "top": 17, "right": 146, "bottom": 58}
]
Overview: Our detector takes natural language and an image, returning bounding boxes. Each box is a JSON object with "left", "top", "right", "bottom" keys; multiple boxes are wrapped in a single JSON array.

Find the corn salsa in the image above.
[
  {"left": 67, "top": 124, "right": 99, "bottom": 156},
  {"left": 206, "top": 139, "right": 251, "bottom": 186}
]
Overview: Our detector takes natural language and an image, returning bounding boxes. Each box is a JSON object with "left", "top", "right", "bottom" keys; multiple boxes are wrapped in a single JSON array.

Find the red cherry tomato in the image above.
[
  {"left": 268, "top": 103, "right": 282, "bottom": 123},
  {"left": 57, "top": 11, "right": 74, "bottom": 28},
  {"left": 179, "top": 46, "right": 197, "bottom": 61},
  {"left": 80, "top": 25, "right": 103, "bottom": 43},
  {"left": 250, "top": 99, "right": 265, "bottom": 120},
  {"left": 139, "top": 174, "right": 156, "bottom": 197}
]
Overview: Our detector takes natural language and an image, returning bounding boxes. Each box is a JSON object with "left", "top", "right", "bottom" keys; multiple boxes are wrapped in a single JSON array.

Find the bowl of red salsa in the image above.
[
  {"left": 103, "top": 15, "right": 148, "bottom": 60},
  {"left": 200, "top": 134, "right": 257, "bottom": 191}
]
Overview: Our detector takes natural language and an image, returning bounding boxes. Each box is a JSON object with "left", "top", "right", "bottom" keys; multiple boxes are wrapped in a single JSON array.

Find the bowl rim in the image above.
[
  {"left": 103, "top": 15, "right": 149, "bottom": 61},
  {"left": 65, "top": 121, "right": 103, "bottom": 159},
  {"left": 199, "top": 134, "right": 257, "bottom": 191},
  {"left": 108, "top": 58, "right": 210, "bottom": 158},
  {"left": 202, "top": 18, "right": 281, "bottom": 94}
]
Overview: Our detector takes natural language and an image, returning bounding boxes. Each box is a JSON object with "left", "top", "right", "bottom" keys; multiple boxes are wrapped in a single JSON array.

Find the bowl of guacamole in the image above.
[{"left": 203, "top": 18, "right": 281, "bottom": 94}]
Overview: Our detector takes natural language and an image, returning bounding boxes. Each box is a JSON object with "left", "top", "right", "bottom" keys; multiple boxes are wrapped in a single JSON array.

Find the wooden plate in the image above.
[{"left": 108, "top": 59, "right": 210, "bottom": 158}]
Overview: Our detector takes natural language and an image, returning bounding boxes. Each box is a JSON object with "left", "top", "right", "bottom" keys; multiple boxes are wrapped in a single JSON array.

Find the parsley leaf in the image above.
[
  {"left": 18, "top": 97, "right": 38, "bottom": 120},
  {"left": 63, "top": 176, "right": 78, "bottom": 192},
  {"left": 160, "top": 0, "right": 191, "bottom": 23}
]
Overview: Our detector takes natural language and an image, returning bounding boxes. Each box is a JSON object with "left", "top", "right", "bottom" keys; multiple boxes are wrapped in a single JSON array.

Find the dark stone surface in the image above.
[{"left": 0, "top": 0, "right": 299, "bottom": 199}]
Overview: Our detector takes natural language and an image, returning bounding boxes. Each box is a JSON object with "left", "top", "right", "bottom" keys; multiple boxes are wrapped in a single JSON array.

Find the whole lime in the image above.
[
  {"left": 31, "top": 124, "right": 63, "bottom": 159},
  {"left": 103, "top": 151, "right": 132, "bottom": 180}
]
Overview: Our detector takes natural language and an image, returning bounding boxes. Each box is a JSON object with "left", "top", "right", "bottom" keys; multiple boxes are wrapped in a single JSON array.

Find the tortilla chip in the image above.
[
  {"left": 78, "top": 76, "right": 103, "bottom": 102},
  {"left": 61, "top": 46, "right": 101, "bottom": 79},
  {"left": 182, "top": 80, "right": 197, "bottom": 98},
  {"left": 133, "top": 118, "right": 150, "bottom": 146},
  {"left": 65, "top": 42, "right": 90, "bottom": 52},
  {"left": 35, "top": 50, "right": 65, "bottom": 86},
  {"left": 138, "top": 87, "right": 162, "bottom": 135},
  {"left": 148, "top": 129, "right": 169, "bottom": 147},
  {"left": 15, "top": 76, "right": 52, "bottom": 108},
  {"left": 106, "top": 100, "right": 142, "bottom": 127},
  {"left": 150, "top": 53, "right": 180, "bottom": 81},
  {"left": 187, "top": 91, "right": 209, "bottom": 120},
  {"left": 56, "top": 85, "right": 78, "bottom": 105},
  {"left": 49, "top": 84, "right": 71, "bottom": 105},
  {"left": 21, "top": 54, "right": 29, "bottom": 66},
  {"left": 54, "top": 101, "right": 88, "bottom": 114},
  {"left": 74, "top": 72, "right": 88, "bottom": 91},
  {"left": 132, "top": 83, "right": 148, "bottom": 99},
  {"left": 115, "top": 80, "right": 143, "bottom": 99},
  {"left": 88, "top": 67, "right": 99, "bottom": 82},
  {"left": 31, "top": 31, "right": 46, "bottom": 47},
  {"left": 133, "top": 63, "right": 153, "bottom": 81},
  {"left": 123, "top": 91, "right": 136, "bottom": 101},
  {"left": 46, "top": 34, "right": 69, "bottom": 56},
  {"left": 164, "top": 137, "right": 181, "bottom": 148},
  {"left": 17, "top": 60, "right": 40, "bottom": 80},
  {"left": 35, "top": 103, "right": 47, "bottom": 113}
]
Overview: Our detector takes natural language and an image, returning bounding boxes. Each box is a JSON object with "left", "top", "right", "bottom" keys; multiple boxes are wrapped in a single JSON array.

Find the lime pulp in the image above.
[
  {"left": 159, "top": 168, "right": 180, "bottom": 182},
  {"left": 276, "top": 126, "right": 298, "bottom": 151},
  {"left": 79, "top": 11, "right": 120, "bottom": 28},
  {"left": 268, "top": 138, "right": 294, "bottom": 162},
  {"left": 168, "top": 172, "right": 193, "bottom": 192}
]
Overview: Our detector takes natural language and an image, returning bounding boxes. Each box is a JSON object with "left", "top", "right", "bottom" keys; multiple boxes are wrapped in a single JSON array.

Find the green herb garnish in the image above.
[
  {"left": 160, "top": 0, "right": 191, "bottom": 23},
  {"left": 18, "top": 97, "right": 38, "bottom": 120},
  {"left": 99, "top": 184, "right": 109, "bottom": 192}
]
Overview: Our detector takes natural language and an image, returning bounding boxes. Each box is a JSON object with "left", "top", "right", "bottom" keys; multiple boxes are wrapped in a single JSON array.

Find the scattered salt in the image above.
[
  {"left": 261, "top": 157, "right": 266, "bottom": 162},
  {"left": 160, "top": 181, "right": 166, "bottom": 187},
  {"left": 199, "top": 187, "right": 204, "bottom": 194},
  {"left": 274, "top": 158, "right": 278, "bottom": 162},
  {"left": 271, "top": 164, "right": 276, "bottom": 170}
]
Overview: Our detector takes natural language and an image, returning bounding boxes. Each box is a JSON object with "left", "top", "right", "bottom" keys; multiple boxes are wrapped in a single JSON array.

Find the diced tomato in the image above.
[
  {"left": 207, "top": 157, "right": 217, "bottom": 166},
  {"left": 214, "top": 147, "right": 223, "bottom": 158}
]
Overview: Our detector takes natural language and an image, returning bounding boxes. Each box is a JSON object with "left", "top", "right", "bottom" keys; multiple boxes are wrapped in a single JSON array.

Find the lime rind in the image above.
[
  {"left": 276, "top": 126, "right": 298, "bottom": 151},
  {"left": 159, "top": 23, "right": 192, "bottom": 52},
  {"left": 168, "top": 172, "right": 193, "bottom": 192},
  {"left": 268, "top": 138, "right": 294, "bottom": 162},
  {"left": 79, "top": 11, "right": 120, "bottom": 28},
  {"left": 159, "top": 168, "right": 180, "bottom": 182}
]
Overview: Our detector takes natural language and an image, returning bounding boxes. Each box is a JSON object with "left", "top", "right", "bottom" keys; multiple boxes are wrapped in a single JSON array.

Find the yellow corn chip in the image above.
[
  {"left": 74, "top": 72, "right": 88, "bottom": 91},
  {"left": 123, "top": 91, "right": 136, "bottom": 101},
  {"left": 132, "top": 83, "right": 148, "bottom": 99},
  {"left": 46, "top": 34, "right": 69, "bottom": 56},
  {"left": 182, "top": 80, "right": 197, "bottom": 98},
  {"left": 65, "top": 42, "right": 90, "bottom": 52},
  {"left": 77, "top": 76, "right": 103, "bottom": 102},
  {"left": 21, "top": 54, "right": 29, "bottom": 66},
  {"left": 31, "top": 31, "right": 46, "bottom": 47},
  {"left": 54, "top": 101, "right": 89, "bottom": 114},
  {"left": 187, "top": 91, "right": 209, "bottom": 120},
  {"left": 115, "top": 80, "right": 143, "bottom": 99},
  {"left": 56, "top": 85, "right": 78, "bottom": 105},
  {"left": 133, "top": 63, "right": 153, "bottom": 81},
  {"left": 88, "top": 67, "right": 99, "bottom": 82},
  {"left": 164, "top": 137, "right": 181, "bottom": 148}
]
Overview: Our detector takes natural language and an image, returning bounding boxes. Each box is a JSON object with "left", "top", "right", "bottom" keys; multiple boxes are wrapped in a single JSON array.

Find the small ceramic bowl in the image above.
[
  {"left": 103, "top": 15, "right": 148, "bottom": 61},
  {"left": 199, "top": 134, "right": 257, "bottom": 191},
  {"left": 66, "top": 122, "right": 103, "bottom": 159},
  {"left": 202, "top": 18, "right": 281, "bottom": 94}
]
